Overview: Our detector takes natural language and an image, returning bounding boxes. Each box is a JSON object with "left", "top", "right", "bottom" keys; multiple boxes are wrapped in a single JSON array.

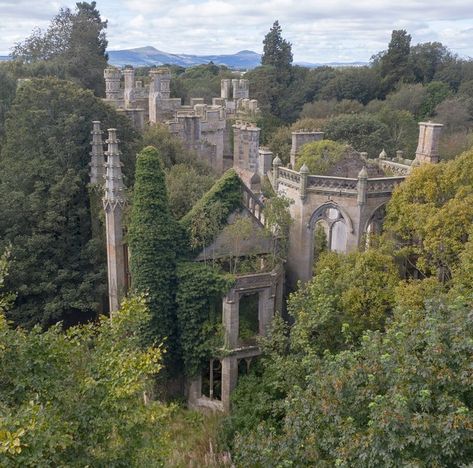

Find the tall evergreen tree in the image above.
[
  {"left": 0, "top": 78, "right": 139, "bottom": 328},
  {"left": 261, "top": 20, "right": 293, "bottom": 72},
  {"left": 379, "top": 29, "right": 412, "bottom": 93},
  {"left": 128, "top": 146, "right": 180, "bottom": 369}
]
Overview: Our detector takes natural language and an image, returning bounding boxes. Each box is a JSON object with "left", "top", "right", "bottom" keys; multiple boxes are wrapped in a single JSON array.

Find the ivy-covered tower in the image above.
[{"left": 103, "top": 128, "right": 127, "bottom": 313}]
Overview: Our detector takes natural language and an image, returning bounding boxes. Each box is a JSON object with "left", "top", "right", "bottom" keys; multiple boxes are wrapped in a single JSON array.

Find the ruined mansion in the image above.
[{"left": 93, "top": 66, "right": 444, "bottom": 411}]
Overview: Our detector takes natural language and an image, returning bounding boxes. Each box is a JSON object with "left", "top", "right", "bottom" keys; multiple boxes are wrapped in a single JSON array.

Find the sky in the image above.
[{"left": 1, "top": 0, "right": 473, "bottom": 62}]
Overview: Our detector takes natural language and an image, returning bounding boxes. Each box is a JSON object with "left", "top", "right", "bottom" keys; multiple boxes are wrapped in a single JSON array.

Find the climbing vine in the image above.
[
  {"left": 175, "top": 262, "right": 234, "bottom": 377},
  {"left": 180, "top": 169, "right": 242, "bottom": 252}
]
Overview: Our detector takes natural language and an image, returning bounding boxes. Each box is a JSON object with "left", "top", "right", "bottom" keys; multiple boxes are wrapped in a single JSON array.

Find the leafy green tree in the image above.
[
  {"left": 420, "top": 81, "right": 451, "bottom": 117},
  {"left": 0, "top": 68, "right": 16, "bottom": 150},
  {"left": 0, "top": 295, "right": 171, "bottom": 466},
  {"left": 385, "top": 148, "right": 473, "bottom": 281},
  {"left": 289, "top": 250, "right": 398, "bottom": 354},
  {"left": 294, "top": 139, "right": 347, "bottom": 173},
  {"left": 233, "top": 298, "right": 473, "bottom": 467},
  {"left": 323, "top": 113, "right": 392, "bottom": 157},
  {"left": 261, "top": 21, "right": 293, "bottom": 72},
  {"left": 128, "top": 146, "right": 179, "bottom": 368},
  {"left": 375, "top": 107, "right": 418, "bottom": 157},
  {"left": 12, "top": 2, "right": 108, "bottom": 95},
  {"left": 166, "top": 164, "right": 216, "bottom": 220},
  {"left": 409, "top": 41, "right": 453, "bottom": 83},
  {"left": 0, "top": 78, "right": 139, "bottom": 328},
  {"left": 384, "top": 83, "right": 427, "bottom": 117}
]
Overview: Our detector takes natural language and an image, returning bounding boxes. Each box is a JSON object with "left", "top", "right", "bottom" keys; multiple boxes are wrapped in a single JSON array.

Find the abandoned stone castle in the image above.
[{"left": 92, "top": 66, "right": 443, "bottom": 411}]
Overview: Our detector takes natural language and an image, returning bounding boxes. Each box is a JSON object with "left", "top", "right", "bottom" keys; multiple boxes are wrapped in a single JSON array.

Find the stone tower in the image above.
[
  {"left": 149, "top": 68, "right": 171, "bottom": 123},
  {"left": 233, "top": 122, "right": 260, "bottom": 172},
  {"left": 104, "top": 67, "right": 121, "bottom": 102},
  {"left": 89, "top": 121, "right": 105, "bottom": 185},
  {"left": 103, "top": 128, "right": 127, "bottom": 313},
  {"left": 415, "top": 122, "right": 443, "bottom": 164}
]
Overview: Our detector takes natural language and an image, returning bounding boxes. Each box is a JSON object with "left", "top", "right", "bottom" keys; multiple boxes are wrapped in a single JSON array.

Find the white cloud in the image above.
[{"left": 1, "top": 0, "right": 473, "bottom": 61}]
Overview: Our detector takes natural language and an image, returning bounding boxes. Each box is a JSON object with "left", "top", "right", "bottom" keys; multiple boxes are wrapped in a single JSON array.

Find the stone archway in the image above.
[
  {"left": 364, "top": 202, "right": 388, "bottom": 239},
  {"left": 308, "top": 202, "right": 353, "bottom": 271}
]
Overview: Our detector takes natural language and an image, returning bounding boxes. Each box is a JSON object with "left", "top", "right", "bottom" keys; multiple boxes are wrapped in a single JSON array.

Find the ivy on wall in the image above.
[
  {"left": 127, "top": 146, "right": 180, "bottom": 370},
  {"left": 180, "top": 169, "right": 242, "bottom": 251},
  {"left": 175, "top": 262, "right": 234, "bottom": 377}
]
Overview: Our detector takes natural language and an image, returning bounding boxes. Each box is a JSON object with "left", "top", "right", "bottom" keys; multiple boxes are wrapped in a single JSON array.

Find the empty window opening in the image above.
[
  {"left": 239, "top": 293, "right": 259, "bottom": 345},
  {"left": 201, "top": 359, "right": 222, "bottom": 400}
]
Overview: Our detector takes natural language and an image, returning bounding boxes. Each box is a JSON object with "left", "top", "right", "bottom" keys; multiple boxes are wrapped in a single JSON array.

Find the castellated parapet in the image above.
[{"left": 103, "top": 66, "right": 260, "bottom": 173}]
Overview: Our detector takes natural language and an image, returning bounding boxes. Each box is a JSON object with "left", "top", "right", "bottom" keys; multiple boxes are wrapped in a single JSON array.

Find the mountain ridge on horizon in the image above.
[
  {"left": 0, "top": 46, "right": 368, "bottom": 69},
  {"left": 106, "top": 46, "right": 367, "bottom": 69}
]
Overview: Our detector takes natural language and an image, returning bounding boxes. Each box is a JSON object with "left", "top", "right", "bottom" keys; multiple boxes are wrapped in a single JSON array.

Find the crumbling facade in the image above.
[
  {"left": 272, "top": 121, "right": 443, "bottom": 288},
  {"left": 94, "top": 103, "right": 444, "bottom": 411}
]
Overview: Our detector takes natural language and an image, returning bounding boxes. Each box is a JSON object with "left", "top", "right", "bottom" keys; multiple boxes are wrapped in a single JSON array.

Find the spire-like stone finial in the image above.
[
  {"left": 103, "top": 128, "right": 126, "bottom": 211},
  {"left": 89, "top": 121, "right": 105, "bottom": 185},
  {"left": 379, "top": 149, "right": 387, "bottom": 159},
  {"left": 358, "top": 166, "right": 368, "bottom": 179},
  {"left": 300, "top": 163, "right": 309, "bottom": 174},
  {"left": 272, "top": 155, "right": 282, "bottom": 167}
]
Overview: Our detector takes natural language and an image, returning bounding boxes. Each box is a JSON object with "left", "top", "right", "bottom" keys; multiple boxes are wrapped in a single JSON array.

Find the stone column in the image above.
[
  {"left": 89, "top": 121, "right": 105, "bottom": 185},
  {"left": 357, "top": 166, "right": 368, "bottom": 206},
  {"left": 299, "top": 163, "right": 309, "bottom": 200},
  {"left": 272, "top": 156, "right": 282, "bottom": 192},
  {"left": 258, "top": 147, "right": 273, "bottom": 177},
  {"left": 103, "top": 129, "right": 127, "bottom": 314},
  {"left": 232, "top": 79, "right": 239, "bottom": 100},
  {"left": 223, "top": 292, "right": 239, "bottom": 348},
  {"left": 123, "top": 67, "right": 135, "bottom": 109},
  {"left": 221, "top": 356, "right": 238, "bottom": 412}
]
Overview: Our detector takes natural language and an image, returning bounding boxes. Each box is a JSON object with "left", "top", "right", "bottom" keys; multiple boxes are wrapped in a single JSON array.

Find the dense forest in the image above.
[{"left": 0, "top": 3, "right": 472, "bottom": 466}]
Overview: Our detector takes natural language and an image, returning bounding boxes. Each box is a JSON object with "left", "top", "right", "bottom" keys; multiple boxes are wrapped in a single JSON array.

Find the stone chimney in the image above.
[
  {"left": 221, "top": 79, "right": 231, "bottom": 100},
  {"left": 258, "top": 147, "right": 274, "bottom": 177},
  {"left": 89, "top": 121, "right": 105, "bottom": 185},
  {"left": 123, "top": 67, "right": 135, "bottom": 109},
  {"left": 415, "top": 122, "right": 443, "bottom": 164},
  {"left": 103, "top": 128, "right": 127, "bottom": 314},
  {"left": 290, "top": 131, "right": 324, "bottom": 168}
]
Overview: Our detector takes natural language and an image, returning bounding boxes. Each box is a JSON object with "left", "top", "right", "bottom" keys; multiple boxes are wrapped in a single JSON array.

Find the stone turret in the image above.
[
  {"left": 104, "top": 67, "right": 121, "bottom": 101},
  {"left": 103, "top": 128, "right": 127, "bottom": 314},
  {"left": 123, "top": 67, "right": 135, "bottom": 109},
  {"left": 233, "top": 121, "right": 260, "bottom": 172},
  {"left": 290, "top": 131, "right": 324, "bottom": 168},
  {"left": 89, "top": 121, "right": 105, "bottom": 185},
  {"left": 149, "top": 68, "right": 172, "bottom": 123},
  {"left": 415, "top": 122, "right": 443, "bottom": 164}
]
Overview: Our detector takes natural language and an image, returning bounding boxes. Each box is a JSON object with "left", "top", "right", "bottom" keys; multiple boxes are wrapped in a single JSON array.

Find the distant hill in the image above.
[
  {"left": 107, "top": 46, "right": 369, "bottom": 69},
  {"left": 107, "top": 47, "right": 262, "bottom": 69},
  {"left": 0, "top": 48, "right": 368, "bottom": 69}
]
